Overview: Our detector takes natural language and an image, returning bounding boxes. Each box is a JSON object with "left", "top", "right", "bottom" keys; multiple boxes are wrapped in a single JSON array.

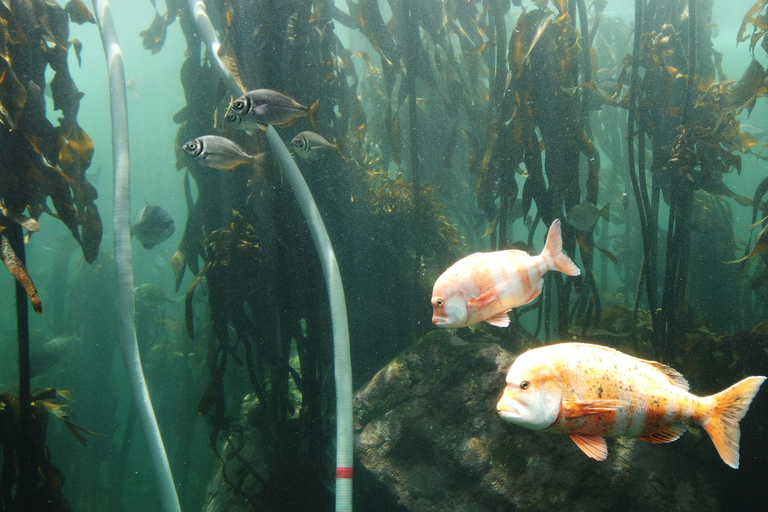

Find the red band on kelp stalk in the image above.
[{"left": 336, "top": 466, "right": 353, "bottom": 479}]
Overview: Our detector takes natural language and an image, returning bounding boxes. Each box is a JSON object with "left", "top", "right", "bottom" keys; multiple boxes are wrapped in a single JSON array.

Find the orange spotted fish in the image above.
[
  {"left": 496, "top": 342, "right": 766, "bottom": 468},
  {"left": 431, "top": 219, "right": 580, "bottom": 328}
]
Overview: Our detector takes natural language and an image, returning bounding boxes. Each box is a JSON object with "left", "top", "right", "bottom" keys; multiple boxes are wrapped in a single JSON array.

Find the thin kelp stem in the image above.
[
  {"left": 7, "top": 226, "right": 35, "bottom": 507},
  {"left": 91, "top": 2, "right": 181, "bottom": 511},
  {"left": 397, "top": 0, "right": 422, "bottom": 322},
  {"left": 661, "top": 0, "right": 698, "bottom": 346},
  {"left": 681, "top": 0, "right": 698, "bottom": 128},
  {"left": 627, "top": 0, "right": 661, "bottom": 355},
  {"left": 266, "top": 125, "right": 354, "bottom": 512},
  {"left": 190, "top": 2, "right": 353, "bottom": 510}
]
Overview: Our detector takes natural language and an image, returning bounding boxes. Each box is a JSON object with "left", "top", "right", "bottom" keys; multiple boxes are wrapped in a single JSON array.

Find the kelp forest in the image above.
[{"left": 2, "top": 0, "right": 768, "bottom": 511}]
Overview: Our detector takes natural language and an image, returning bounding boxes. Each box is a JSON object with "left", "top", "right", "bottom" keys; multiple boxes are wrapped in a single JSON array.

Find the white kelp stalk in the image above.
[
  {"left": 188, "top": 1, "right": 354, "bottom": 510},
  {"left": 91, "top": 2, "right": 182, "bottom": 512}
]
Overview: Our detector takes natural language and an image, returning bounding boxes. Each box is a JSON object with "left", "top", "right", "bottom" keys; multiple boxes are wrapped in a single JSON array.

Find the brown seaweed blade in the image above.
[
  {"left": 0, "top": 56, "right": 29, "bottom": 129},
  {"left": 79, "top": 201, "right": 101, "bottom": 263},
  {"left": 727, "top": 222, "right": 768, "bottom": 263},
  {"left": 217, "top": 36, "right": 247, "bottom": 94},
  {"left": 737, "top": 0, "right": 768, "bottom": 45},
  {"left": 185, "top": 261, "right": 211, "bottom": 338},
  {"left": 0, "top": 235, "right": 42, "bottom": 313},
  {"left": 752, "top": 175, "right": 768, "bottom": 225},
  {"left": 40, "top": 399, "right": 106, "bottom": 446},
  {"left": 64, "top": 0, "right": 95, "bottom": 25}
]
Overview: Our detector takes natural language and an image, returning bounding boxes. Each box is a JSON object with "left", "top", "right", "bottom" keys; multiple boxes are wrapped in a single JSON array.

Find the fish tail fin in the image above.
[
  {"left": 543, "top": 219, "right": 581, "bottom": 276},
  {"left": 599, "top": 202, "right": 610, "bottom": 222},
  {"left": 701, "top": 376, "right": 765, "bottom": 468},
  {"left": 308, "top": 99, "right": 320, "bottom": 130},
  {"left": 250, "top": 152, "right": 267, "bottom": 178},
  {"left": 335, "top": 138, "right": 350, "bottom": 162}
]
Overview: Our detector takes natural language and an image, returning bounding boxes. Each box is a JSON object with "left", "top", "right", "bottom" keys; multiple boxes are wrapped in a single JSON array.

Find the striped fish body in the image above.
[
  {"left": 497, "top": 342, "right": 766, "bottom": 468},
  {"left": 290, "top": 131, "right": 340, "bottom": 161},
  {"left": 431, "top": 219, "right": 580, "bottom": 328},
  {"left": 183, "top": 135, "right": 263, "bottom": 172},
  {"left": 226, "top": 89, "right": 319, "bottom": 131}
]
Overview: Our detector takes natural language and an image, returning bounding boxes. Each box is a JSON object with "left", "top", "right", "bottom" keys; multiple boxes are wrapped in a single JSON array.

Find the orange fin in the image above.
[
  {"left": 484, "top": 310, "right": 511, "bottom": 327},
  {"left": 638, "top": 423, "right": 686, "bottom": 444},
  {"left": 307, "top": 98, "right": 320, "bottom": 130},
  {"left": 637, "top": 360, "right": 690, "bottom": 390},
  {"left": 569, "top": 434, "right": 607, "bottom": 460},
  {"left": 561, "top": 399, "right": 629, "bottom": 418},
  {"left": 702, "top": 375, "right": 766, "bottom": 468},
  {"left": 468, "top": 289, "right": 499, "bottom": 310}
]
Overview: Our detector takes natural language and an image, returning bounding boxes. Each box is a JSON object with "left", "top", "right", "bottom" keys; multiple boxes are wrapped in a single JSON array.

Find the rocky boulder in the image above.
[{"left": 353, "top": 330, "right": 730, "bottom": 512}]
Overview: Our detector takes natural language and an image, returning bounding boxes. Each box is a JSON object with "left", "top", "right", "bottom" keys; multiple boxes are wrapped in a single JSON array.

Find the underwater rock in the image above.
[
  {"left": 354, "top": 330, "right": 726, "bottom": 512},
  {"left": 201, "top": 395, "right": 275, "bottom": 512},
  {"left": 202, "top": 329, "right": 767, "bottom": 511}
]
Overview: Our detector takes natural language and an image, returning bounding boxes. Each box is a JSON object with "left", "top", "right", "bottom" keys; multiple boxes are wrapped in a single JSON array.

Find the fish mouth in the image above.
[
  {"left": 496, "top": 388, "right": 520, "bottom": 419},
  {"left": 497, "top": 410, "right": 520, "bottom": 422},
  {"left": 432, "top": 315, "right": 447, "bottom": 325}
]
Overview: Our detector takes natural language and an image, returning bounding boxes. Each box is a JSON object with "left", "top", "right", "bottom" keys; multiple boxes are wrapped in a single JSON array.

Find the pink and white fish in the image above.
[{"left": 431, "top": 219, "right": 580, "bottom": 328}]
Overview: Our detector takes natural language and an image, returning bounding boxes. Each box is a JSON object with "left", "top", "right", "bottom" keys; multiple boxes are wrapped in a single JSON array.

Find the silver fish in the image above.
[
  {"left": 225, "top": 89, "right": 319, "bottom": 131},
  {"left": 130, "top": 205, "right": 175, "bottom": 250},
  {"left": 290, "top": 131, "right": 341, "bottom": 161},
  {"left": 183, "top": 135, "right": 265, "bottom": 171}
]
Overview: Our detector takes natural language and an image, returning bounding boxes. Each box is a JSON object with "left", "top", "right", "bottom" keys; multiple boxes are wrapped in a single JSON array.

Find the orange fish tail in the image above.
[
  {"left": 308, "top": 98, "right": 320, "bottom": 130},
  {"left": 543, "top": 219, "right": 581, "bottom": 277},
  {"left": 701, "top": 376, "right": 765, "bottom": 469}
]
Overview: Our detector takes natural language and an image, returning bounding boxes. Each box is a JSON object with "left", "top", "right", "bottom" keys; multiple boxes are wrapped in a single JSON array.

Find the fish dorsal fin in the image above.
[
  {"left": 569, "top": 434, "right": 608, "bottom": 461},
  {"left": 484, "top": 310, "right": 511, "bottom": 327},
  {"left": 273, "top": 88, "right": 299, "bottom": 103},
  {"left": 638, "top": 359, "right": 690, "bottom": 391},
  {"left": 637, "top": 423, "right": 687, "bottom": 444}
]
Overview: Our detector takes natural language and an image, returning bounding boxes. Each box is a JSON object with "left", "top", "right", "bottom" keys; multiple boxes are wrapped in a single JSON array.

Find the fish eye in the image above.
[
  {"left": 520, "top": 381, "right": 530, "bottom": 390},
  {"left": 234, "top": 100, "right": 244, "bottom": 110},
  {"left": 226, "top": 114, "right": 237, "bottom": 122},
  {"left": 436, "top": 298, "right": 444, "bottom": 307}
]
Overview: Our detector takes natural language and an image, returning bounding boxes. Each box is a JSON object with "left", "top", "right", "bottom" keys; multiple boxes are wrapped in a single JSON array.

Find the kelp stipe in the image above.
[
  {"left": 91, "top": 1, "right": 181, "bottom": 511},
  {"left": 188, "top": 2, "right": 354, "bottom": 510}
]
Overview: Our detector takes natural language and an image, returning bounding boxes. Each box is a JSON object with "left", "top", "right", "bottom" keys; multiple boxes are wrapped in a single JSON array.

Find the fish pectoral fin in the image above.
[
  {"left": 637, "top": 423, "right": 687, "bottom": 444},
  {"left": 467, "top": 289, "right": 500, "bottom": 310},
  {"left": 569, "top": 434, "right": 608, "bottom": 461},
  {"left": 256, "top": 123, "right": 269, "bottom": 132},
  {"left": 484, "top": 310, "right": 511, "bottom": 327},
  {"left": 561, "top": 399, "right": 629, "bottom": 418}
]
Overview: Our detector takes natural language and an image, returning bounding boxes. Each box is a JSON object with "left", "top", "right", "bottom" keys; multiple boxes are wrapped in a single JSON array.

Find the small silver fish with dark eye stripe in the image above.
[
  {"left": 290, "top": 131, "right": 342, "bottom": 161},
  {"left": 183, "top": 135, "right": 265, "bottom": 171},
  {"left": 226, "top": 89, "right": 319, "bottom": 132}
]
